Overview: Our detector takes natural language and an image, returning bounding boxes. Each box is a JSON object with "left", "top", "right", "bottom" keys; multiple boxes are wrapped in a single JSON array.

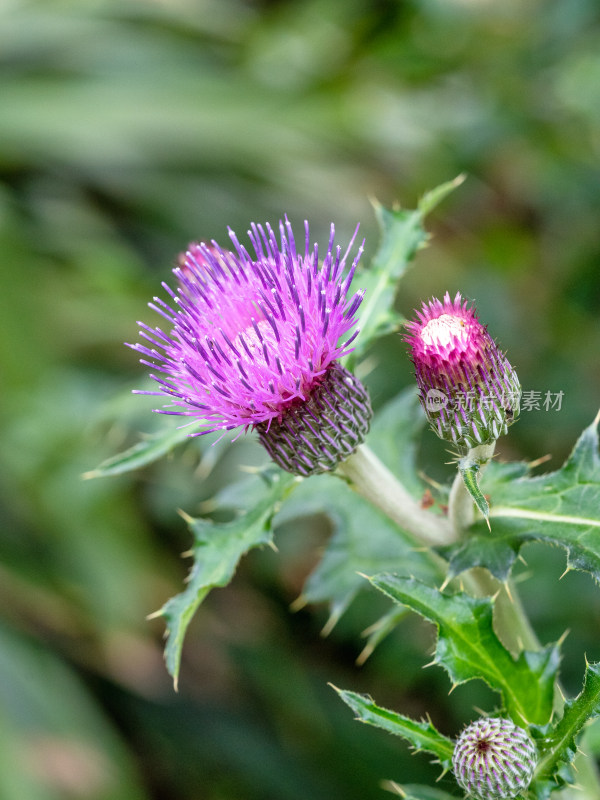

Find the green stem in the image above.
[
  {"left": 448, "top": 443, "right": 540, "bottom": 653},
  {"left": 337, "top": 444, "right": 455, "bottom": 546}
]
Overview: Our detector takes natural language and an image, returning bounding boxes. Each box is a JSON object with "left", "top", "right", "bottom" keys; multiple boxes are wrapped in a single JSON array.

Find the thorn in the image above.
[
  {"left": 146, "top": 608, "right": 165, "bottom": 621},
  {"left": 439, "top": 574, "right": 451, "bottom": 592},
  {"left": 434, "top": 767, "right": 449, "bottom": 782},
  {"left": 238, "top": 463, "right": 263, "bottom": 474},
  {"left": 379, "top": 780, "right": 405, "bottom": 797},
  {"left": 558, "top": 564, "right": 572, "bottom": 581},
  {"left": 527, "top": 453, "right": 552, "bottom": 469},
  {"left": 513, "top": 569, "right": 532, "bottom": 584},
  {"left": 556, "top": 683, "right": 566, "bottom": 703},
  {"left": 557, "top": 628, "right": 570, "bottom": 648},
  {"left": 81, "top": 470, "right": 98, "bottom": 480},
  {"left": 448, "top": 683, "right": 458, "bottom": 695},
  {"left": 321, "top": 611, "right": 341, "bottom": 637},
  {"left": 177, "top": 508, "right": 194, "bottom": 524},
  {"left": 290, "top": 595, "right": 307, "bottom": 612},
  {"left": 356, "top": 644, "right": 373, "bottom": 666},
  {"left": 503, "top": 581, "right": 514, "bottom": 602},
  {"left": 361, "top": 619, "right": 384, "bottom": 637},
  {"left": 417, "top": 470, "right": 444, "bottom": 491}
]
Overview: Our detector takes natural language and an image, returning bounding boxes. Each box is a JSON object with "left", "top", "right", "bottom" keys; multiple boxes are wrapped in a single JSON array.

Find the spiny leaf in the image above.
[
  {"left": 369, "top": 575, "right": 559, "bottom": 727},
  {"left": 275, "top": 476, "right": 443, "bottom": 633},
  {"left": 532, "top": 661, "right": 600, "bottom": 799},
  {"left": 158, "top": 469, "right": 297, "bottom": 687},
  {"left": 272, "top": 388, "right": 443, "bottom": 636},
  {"left": 84, "top": 421, "right": 203, "bottom": 478},
  {"left": 444, "top": 412, "right": 600, "bottom": 582},
  {"left": 333, "top": 687, "right": 455, "bottom": 771},
  {"left": 345, "top": 175, "right": 464, "bottom": 368}
]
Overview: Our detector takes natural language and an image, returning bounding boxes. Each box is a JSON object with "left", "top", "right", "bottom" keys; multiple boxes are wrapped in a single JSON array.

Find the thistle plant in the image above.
[{"left": 92, "top": 177, "right": 600, "bottom": 799}]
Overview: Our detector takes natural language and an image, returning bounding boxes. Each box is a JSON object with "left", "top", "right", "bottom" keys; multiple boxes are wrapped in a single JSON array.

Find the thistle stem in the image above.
[{"left": 338, "top": 444, "right": 455, "bottom": 546}]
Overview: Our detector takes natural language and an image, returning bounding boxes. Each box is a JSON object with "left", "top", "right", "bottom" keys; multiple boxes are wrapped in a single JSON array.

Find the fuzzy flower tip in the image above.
[
  {"left": 452, "top": 718, "right": 537, "bottom": 800},
  {"left": 404, "top": 292, "right": 521, "bottom": 450},
  {"left": 128, "top": 218, "right": 372, "bottom": 475}
]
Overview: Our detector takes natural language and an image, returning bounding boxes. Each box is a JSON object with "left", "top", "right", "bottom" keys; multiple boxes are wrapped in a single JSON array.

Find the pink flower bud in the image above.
[{"left": 404, "top": 292, "right": 521, "bottom": 450}]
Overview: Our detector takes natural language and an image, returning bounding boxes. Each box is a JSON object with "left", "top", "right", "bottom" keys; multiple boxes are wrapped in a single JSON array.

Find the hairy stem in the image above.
[{"left": 338, "top": 444, "right": 455, "bottom": 546}]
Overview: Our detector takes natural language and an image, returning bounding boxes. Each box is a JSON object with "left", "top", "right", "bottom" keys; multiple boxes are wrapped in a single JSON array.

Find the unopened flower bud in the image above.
[
  {"left": 404, "top": 292, "right": 521, "bottom": 450},
  {"left": 452, "top": 717, "right": 537, "bottom": 800}
]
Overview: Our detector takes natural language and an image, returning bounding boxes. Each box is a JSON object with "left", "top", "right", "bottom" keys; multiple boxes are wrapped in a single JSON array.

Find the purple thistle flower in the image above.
[
  {"left": 404, "top": 292, "right": 521, "bottom": 450},
  {"left": 128, "top": 218, "right": 372, "bottom": 475},
  {"left": 452, "top": 717, "right": 537, "bottom": 800}
]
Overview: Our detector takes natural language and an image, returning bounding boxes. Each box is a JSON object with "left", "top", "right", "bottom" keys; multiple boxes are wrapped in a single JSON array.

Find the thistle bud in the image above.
[
  {"left": 256, "top": 361, "right": 371, "bottom": 476},
  {"left": 404, "top": 293, "right": 521, "bottom": 451},
  {"left": 452, "top": 717, "right": 537, "bottom": 800}
]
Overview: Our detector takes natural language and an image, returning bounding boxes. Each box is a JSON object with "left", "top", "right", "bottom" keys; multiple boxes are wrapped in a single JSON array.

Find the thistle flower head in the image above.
[
  {"left": 452, "top": 717, "right": 537, "bottom": 800},
  {"left": 129, "top": 218, "right": 371, "bottom": 475},
  {"left": 404, "top": 292, "right": 521, "bottom": 450}
]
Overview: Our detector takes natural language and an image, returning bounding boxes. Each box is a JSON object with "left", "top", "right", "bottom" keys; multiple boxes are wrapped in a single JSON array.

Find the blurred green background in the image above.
[{"left": 1, "top": 0, "right": 600, "bottom": 797}]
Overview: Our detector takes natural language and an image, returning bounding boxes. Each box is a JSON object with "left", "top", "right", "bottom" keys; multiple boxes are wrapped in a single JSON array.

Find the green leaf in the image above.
[
  {"left": 272, "top": 387, "right": 444, "bottom": 635},
  {"left": 333, "top": 687, "right": 455, "bottom": 771},
  {"left": 275, "top": 476, "right": 443, "bottom": 633},
  {"left": 458, "top": 457, "right": 489, "bottom": 525},
  {"left": 369, "top": 575, "right": 559, "bottom": 726},
  {"left": 444, "top": 412, "right": 600, "bottom": 582},
  {"left": 345, "top": 175, "right": 465, "bottom": 368},
  {"left": 159, "top": 469, "right": 297, "bottom": 686},
  {"left": 83, "top": 421, "right": 203, "bottom": 478},
  {"left": 532, "top": 661, "right": 600, "bottom": 799}
]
